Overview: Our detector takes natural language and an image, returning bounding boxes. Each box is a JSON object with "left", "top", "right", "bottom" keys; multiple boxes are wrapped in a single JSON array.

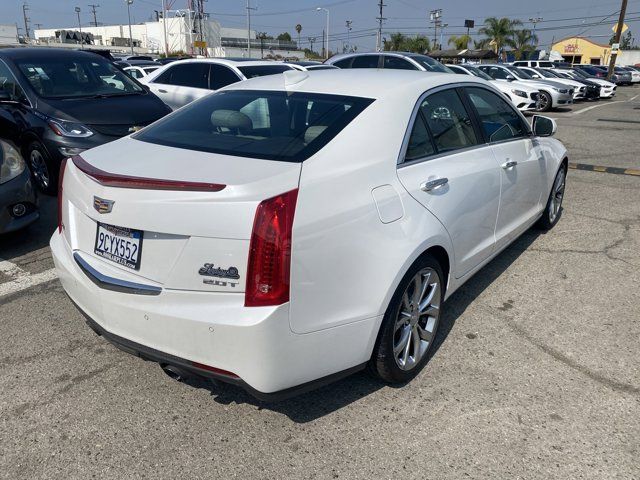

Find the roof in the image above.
[
  {"left": 222, "top": 69, "right": 486, "bottom": 100},
  {"left": 429, "top": 49, "right": 497, "bottom": 59},
  {"left": 155, "top": 58, "right": 284, "bottom": 68},
  {"left": 326, "top": 51, "right": 427, "bottom": 63},
  {"left": 0, "top": 47, "right": 109, "bottom": 60},
  {"left": 552, "top": 36, "right": 611, "bottom": 49}
]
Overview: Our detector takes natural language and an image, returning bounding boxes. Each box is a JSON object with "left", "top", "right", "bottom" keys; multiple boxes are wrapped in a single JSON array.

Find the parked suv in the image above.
[
  {"left": 326, "top": 51, "right": 451, "bottom": 73},
  {"left": 0, "top": 48, "right": 171, "bottom": 194},
  {"left": 142, "top": 59, "right": 295, "bottom": 110},
  {"left": 512, "top": 60, "right": 555, "bottom": 68}
]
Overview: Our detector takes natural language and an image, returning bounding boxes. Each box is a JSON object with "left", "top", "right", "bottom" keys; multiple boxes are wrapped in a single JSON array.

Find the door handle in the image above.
[
  {"left": 501, "top": 160, "right": 518, "bottom": 169},
  {"left": 158, "top": 89, "right": 168, "bottom": 93},
  {"left": 420, "top": 177, "right": 449, "bottom": 192}
]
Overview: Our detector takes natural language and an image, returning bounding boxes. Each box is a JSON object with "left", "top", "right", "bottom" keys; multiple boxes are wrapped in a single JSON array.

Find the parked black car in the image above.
[
  {"left": 0, "top": 48, "right": 171, "bottom": 194},
  {"left": 0, "top": 101, "right": 38, "bottom": 233}
]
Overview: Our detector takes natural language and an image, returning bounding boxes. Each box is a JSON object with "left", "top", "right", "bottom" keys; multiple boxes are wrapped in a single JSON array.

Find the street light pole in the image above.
[
  {"left": 162, "top": 0, "right": 169, "bottom": 57},
  {"left": 316, "top": 7, "right": 329, "bottom": 60},
  {"left": 126, "top": 0, "right": 134, "bottom": 55},
  {"left": 75, "top": 7, "right": 83, "bottom": 49}
]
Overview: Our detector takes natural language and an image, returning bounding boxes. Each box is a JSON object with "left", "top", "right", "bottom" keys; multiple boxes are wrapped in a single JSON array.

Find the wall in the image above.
[
  {"left": 0, "top": 24, "right": 19, "bottom": 45},
  {"left": 616, "top": 50, "right": 640, "bottom": 66},
  {"left": 552, "top": 37, "right": 610, "bottom": 65}
]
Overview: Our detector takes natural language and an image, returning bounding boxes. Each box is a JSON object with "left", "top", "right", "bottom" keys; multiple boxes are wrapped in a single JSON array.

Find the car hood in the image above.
[
  {"left": 504, "top": 80, "right": 539, "bottom": 93},
  {"left": 36, "top": 93, "right": 170, "bottom": 126},
  {"left": 519, "top": 78, "right": 570, "bottom": 90}
]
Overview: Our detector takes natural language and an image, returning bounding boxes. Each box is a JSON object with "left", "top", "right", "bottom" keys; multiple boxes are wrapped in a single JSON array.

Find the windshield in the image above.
[
  {"left": 535, "top": 69, "right": 557, "bottom": 78},
  {"left": 408, "top": 55, "right": 451, "bottom": 73},
  {"left": 16, "top": 57, "right": 144, "bottom": 99},
  {"left": 135, "top": 90, "right": 374, "bottom": 162},
  {"left": 238, "top": 65, "right": 293, "bottom": 79},
  {"left": 505, "top": 66, "right": 533, "bottom": 79},
  {"left": 572, "top": 69, "right": 588, "bottom": 78},
  {"left": 466, "top": 66, "right": 493, "bottom": 81}
]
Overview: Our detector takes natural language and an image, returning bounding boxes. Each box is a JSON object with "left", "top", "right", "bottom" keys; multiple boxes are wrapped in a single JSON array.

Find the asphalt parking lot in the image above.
[{"left": 1, "top": 87, "right": 639, "bottom": 479}]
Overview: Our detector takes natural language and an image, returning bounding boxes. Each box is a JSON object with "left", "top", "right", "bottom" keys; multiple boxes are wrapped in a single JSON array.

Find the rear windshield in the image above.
[
  {"left": 466, "top": 66, "right": 493, "bottom": 81},
  {"left": 134, "top": 89, "right": 374, "bottom": 162},
  {"left": 407, "top": 55, "right": 451, "bottom": 73},
  {"left": 15, "top": 57, "right": 143, "bottom": 99},
  {"left": 238, "top": 65, "right": 293, "bottom": 78}
]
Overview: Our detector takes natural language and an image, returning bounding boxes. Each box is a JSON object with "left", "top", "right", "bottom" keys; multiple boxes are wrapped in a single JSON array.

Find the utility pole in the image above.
[
  {"left": 430, "top": 9, "right": 442, "bottom": 50},
  {"left": 308, "top": 36, "right": 316, "bottom": 55},
  {"left": 126, "top": 0, "right": 134, "bottom": 55},
  {"left": 22, "top": 3, "right": 30, "bottom": 39},
  {"left": 88, "top": 4, "right": 100, "bottom": 27},
  {"left": 529, "top": 17, "right": 543, "bottom": 47},
  {"left": 376, "top": 0, "right": 386, "bottom": 52},
  {"left": 607, "top": 0, "right": 628, "bottom": 80},
  {"left": 246, "top": 0, "right": 256, "bottom": 58},
  {"left": 345, "top": 20, "right": 352, "bottom": 53},
  {"left": 161, "top": 0, "right": 169, "bottom": 57}
]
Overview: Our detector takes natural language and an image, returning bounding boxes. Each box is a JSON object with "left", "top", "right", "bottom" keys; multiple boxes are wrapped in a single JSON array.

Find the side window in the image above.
[
  {"left": 447, "top": 65, "right": 466, "bottom": 75},
  {"left": 383, "top": 56, "right": 418, "bottom": 70},
  {"left": 404, "top": 113, "right": 435, "bottom": 161},
  {"left": 333, "top": 58, "right": 352, "bottom": 68},
  {"left": 154, "top": 63, "right": 209, "bottom": 88},
  {"left": 488, "top": 67, "right": 508, "bottom": 80},
  {"left": 0, "top": 61, "right": 28, "bottom": 104},
  {"left": 420, "top": 89, "right": 479, "bottom": 153},
  {"left": 209, "top": 64, "right": 241, "bottom": 90},
  {"left": 466, "top": 87, "right": 529, "bottom": 142},
  {"left": 351, "top": 55, "right": 380, "bottom": 69}
]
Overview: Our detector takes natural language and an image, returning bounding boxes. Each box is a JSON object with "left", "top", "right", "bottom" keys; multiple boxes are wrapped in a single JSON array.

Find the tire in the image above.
[
  {"left": 369, "top": 254, "right": 444, "bottom": 384},
  {"left": 537, "top": 164, "right": 567, "bottom": 230},
  {"left": 537, "top": 91, "right": 552, "bottom": 112},
  {"left": 26, "top": 141, "right": 58, "bottom": 195}
]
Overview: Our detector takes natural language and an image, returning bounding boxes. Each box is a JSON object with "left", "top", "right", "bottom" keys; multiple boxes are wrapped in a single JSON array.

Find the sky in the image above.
[{"left": 3, "top": 0, "right": 639, "bottom": 52}]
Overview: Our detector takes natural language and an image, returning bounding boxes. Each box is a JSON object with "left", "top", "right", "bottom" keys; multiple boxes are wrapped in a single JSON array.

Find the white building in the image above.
[
  {"left": 0, "top": 24, "right": 19, "bottom": 46},
  {"left": 33, "top": 15, "right": 303, "bottom": 59}
]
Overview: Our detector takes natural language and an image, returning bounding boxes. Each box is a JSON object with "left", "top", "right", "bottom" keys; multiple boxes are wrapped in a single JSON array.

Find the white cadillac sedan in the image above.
[{"left": 50, "top": 70, "right": 567, "bottom": 400}]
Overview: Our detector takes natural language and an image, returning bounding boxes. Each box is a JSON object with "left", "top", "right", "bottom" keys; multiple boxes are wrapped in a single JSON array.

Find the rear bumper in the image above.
[{"left": 50, "top": 231, "right": 378, "bottom": 400}]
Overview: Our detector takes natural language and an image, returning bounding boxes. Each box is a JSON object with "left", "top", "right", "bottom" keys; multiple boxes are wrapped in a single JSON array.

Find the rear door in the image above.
[
  {"left": 149, "top": 62, "right": 211, "bottom": 109},
  {"left": 396, "top": 87, "right": 501, "bottom": 278},
  {"left": 463, "top": 86, "right": 545, "bottom": 248}
]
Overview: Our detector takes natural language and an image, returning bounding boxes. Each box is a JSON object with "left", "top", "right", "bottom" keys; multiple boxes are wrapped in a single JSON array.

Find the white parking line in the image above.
[
  {"left": 630, "top": 94, "right": 639, "bottom": 102},
  {"left": 571, "top": 100, "right": 626, "bottom": 116},
  {"left": 0, "top": 258, "right": 57, "bottom": 298}
]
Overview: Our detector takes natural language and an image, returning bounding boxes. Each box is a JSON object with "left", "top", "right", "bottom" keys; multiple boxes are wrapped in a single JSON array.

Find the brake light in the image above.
[
  {"left": 191, "top": 361, "right": 239, "bottom": 379},
  {"left": 57, "top": 158, "right": 67, "bottom": 233},
  {"left": 245, "top": 189, "right": 298, "bottom": 307}
]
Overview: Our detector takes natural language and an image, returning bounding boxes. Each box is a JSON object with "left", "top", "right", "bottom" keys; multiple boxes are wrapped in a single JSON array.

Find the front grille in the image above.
[{"left": 88, "top": 123, "right": 148, "bottom": 137}]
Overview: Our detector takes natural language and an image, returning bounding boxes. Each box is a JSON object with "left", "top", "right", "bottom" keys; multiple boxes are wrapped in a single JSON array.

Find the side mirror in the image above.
[
  {"left": 532, "top": 74, "right": 540, "bottom": 78},
  {"left": 506, "top": 75, "right": 515, "bottom": 82},
  {"left": 532, "top": 115, "right": 557, "bottom": 137}
]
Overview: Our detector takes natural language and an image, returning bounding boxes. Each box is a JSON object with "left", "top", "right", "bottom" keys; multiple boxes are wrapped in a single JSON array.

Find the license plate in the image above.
[{"left": 94, "top": 223, "right": 143, "bottom": 270}]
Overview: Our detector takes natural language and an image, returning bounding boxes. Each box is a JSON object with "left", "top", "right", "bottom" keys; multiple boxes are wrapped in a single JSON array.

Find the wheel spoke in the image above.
[
  {"left": 411, "top": 327, "right": 422, "bottom": 363},
  {"left": 401, "top": 328, "right": 412, "bottom": 365},
  {"left": 412, "top": 275, "right": 422, "bottom": 305},
  {"left": 394, "top": 325, "right": 411, "bottom": 356},
  {"left": 419, "top": 282, "right": 439, "bottom": 314}
]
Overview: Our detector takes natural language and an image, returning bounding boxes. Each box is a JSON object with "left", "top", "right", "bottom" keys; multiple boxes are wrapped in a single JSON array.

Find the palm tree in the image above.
[
  {"left": 384, "top": 33, "right": 407, "bottom": 51},
  {"left": 478, "top": 17, "right": 522, "bottom": 58},
  {"left": 407, "top": 35, "right": 431, "bottom": 54},
  {"left": 448, "top": 34, "right": 471, "bottom": 50},
  {"left": 507, "top": 29, "right": 538, "bottom": 60},
  {"left": 473, "top": 38, "right": 491, "bottom": 49},
  {"left": 295, "top": 24, "right": 302, "bottom": 48}
]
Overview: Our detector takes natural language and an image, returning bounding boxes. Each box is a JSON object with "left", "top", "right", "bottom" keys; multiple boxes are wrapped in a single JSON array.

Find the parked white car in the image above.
[
  {"left": 141, "top": 59, "right": 295, "bottom": 110},
  {"left": 50, "top": 70, "right": 568, "bottom": 400},
  {"left": 446, "top": 64, "right": 540, "bottom": 111},
  {"left": 286, "top": 61, "right": 340, "bottom": 71},
  {"left": 560, "top": 68, "right": 617, "bottom": 98},
  {"left": 517, "top": 66, "right": 587, "bottom": 100},
  {"left": 478, "top": 64, "right": 573, "bottom": 112},
  {"left": 123, "top": 65, "right": 160, "bottom": 80}
]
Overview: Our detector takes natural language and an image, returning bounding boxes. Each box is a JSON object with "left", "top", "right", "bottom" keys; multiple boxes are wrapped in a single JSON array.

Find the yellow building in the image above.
[{"left": 552, "top": 36, "right": 611, "bottom": 65}]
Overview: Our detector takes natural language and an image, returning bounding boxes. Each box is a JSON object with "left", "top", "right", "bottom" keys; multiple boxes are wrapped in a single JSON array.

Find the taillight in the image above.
[
  {"left": 57, "top": 158, "right": 67, "bottom": 233},
  {"left": 245, "top": 189, "right": 298, "bottom": 307}
]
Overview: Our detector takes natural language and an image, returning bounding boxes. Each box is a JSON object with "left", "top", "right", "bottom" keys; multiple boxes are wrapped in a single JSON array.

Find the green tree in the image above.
[
  {"left": 473, "top": 38, "right": 491, "bottom": 49},
  {"left": 277, "top": 32, "right": 292, "bottom": 42},
  {"left": 610, "top": 30, "right": 633, "bottom": 49},
  {"left": 383, "top": 32, "right": 407, "bottom": 51},
  {"left": 507, "top": 29, "right": 538, "bottom": 60},
  {"left": 478, "top": 17, "right": 522, "bottom": 58},
  {"left": 448, "top": 34, "right": 471, "bottom": 50},
  {"left": 406, "top": 35, "right": 431, "bottom": 53},
  {"left": 383, "top": 33, "right": 431, "bottom": 53}
]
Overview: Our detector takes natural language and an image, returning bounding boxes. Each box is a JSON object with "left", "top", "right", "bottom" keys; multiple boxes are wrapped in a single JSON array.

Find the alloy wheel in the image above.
[
  {"left": 548, "top": 168, "right": 566, "bottom": 223},
  {"left": 29, "top": 149, "right": 50, "bottom": 190},
  {"left": 537, "top": 93, "right": 550, "bottom": 111},
  {"left": 393, "top": 268, "right": 441, "bottom": 371}
]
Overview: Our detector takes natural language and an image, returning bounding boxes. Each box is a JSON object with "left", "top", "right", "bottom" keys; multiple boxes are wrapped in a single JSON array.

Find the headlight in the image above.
[
  {"left": 0, "top": 142, "right": 26, "bottom": 185},
  {"left": 553, "top": 88, "right": 568, "bottom": 94},
  {"left": 512, "top": 89, "right": 528, "bottom": 98},
  {"left": 47, "top": 118, "right": 94, "bottom": 138}
]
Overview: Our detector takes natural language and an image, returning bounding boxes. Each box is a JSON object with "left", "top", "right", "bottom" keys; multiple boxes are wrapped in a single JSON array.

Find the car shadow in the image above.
[
  {"left": 185, "top": 227, "right": 545, "bottom": 423},
  {"left": 0, "top": 195, "right": 57, "bottom": 260}
]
